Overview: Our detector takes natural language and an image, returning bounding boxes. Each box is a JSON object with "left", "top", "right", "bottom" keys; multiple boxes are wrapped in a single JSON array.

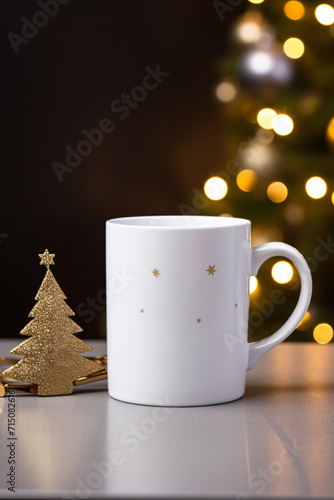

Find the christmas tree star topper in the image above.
[{"left": 39, "top": 249, "right": 55, "bottom": 268}]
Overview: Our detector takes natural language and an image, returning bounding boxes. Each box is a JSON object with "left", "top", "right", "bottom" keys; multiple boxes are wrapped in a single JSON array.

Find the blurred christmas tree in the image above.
[{"left": 205, "top": 0, "right": 334, "bottom": 343}]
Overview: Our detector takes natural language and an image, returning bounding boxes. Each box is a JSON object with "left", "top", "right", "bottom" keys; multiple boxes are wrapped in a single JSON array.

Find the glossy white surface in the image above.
[
  {"left": 106, "top": 216, "right": 312, "bottom": 405},
  {"left": 0, "top": 340, "right": 333, "bottom": 499}
]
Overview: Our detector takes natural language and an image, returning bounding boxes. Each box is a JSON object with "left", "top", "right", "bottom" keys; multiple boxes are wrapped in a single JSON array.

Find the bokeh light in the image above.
[
  {"left": 284, "top": 1, "right": 305, "bottom": 20},
  {"left": 249, "top": 276, "right": 258, "bottom": 293},
  {"left": 246, "top": 51, "right": 273, "bottom": 75},
  {"left": 257, "top": 108, "right": 277, "bottom": 129},
  {"left": 236, "top": 169, "right": 258, "bottom": 192},
  {"left": 271, "top": 261, "right": 294, "bottom": 283},
  {"left": 256, "top": 129, "right": 275, "bottom": 144},
  {"left": 248, "top": 0, "right": 265, "bottom": 4},
  {"left": 326, "top": 117, "right": 334, "bottom": 143},
  {"left": 204, "top": 177, "right": 228, "bottom": 200},
  {"left": 236, "top": 20, "right": 262, "bottom": 43},
  {"left": 313, "top": 323, "right": 334, "bottom": 344},
  {"left": 285, "top": 204, "right": 305, "bottom": 224},
  {"left": 331, "top": 192, "right": 334, "bottom": 205},
  {"left": 273, "top": 114, "right": 294, "bottom": 135},
  {"left": 267, "top": 182, "right": 288, "bottom": 203},
  {"left": 283, "top": 37, "right": 305, "bottom": 59},
  {"left": 315, "top": 4, "right": 334, "bottom": 25},
  {"left": 305, "top": 176, "right": 327, "bottom": 199},
  {"left": 297, "top": 311, "right": 311, "bottom": 330},
  {"left": 216, "top": 81, "right": 237, "bottom": 102}
]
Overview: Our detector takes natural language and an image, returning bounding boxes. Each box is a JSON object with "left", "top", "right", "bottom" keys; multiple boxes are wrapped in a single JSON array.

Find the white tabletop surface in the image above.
[{"left": 0, "top": 339, "right": 333, "bottom": 499}]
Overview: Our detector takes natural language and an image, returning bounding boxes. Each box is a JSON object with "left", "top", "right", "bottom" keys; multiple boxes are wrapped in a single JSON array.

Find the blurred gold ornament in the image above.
[{"left": 0, "top": 250, "right": 102, "bottom": 396}]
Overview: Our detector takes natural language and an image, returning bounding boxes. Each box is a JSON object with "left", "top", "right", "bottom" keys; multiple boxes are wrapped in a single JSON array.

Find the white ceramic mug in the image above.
[{"left": 106, "top": 216, "right": 312, "bottom": 406}]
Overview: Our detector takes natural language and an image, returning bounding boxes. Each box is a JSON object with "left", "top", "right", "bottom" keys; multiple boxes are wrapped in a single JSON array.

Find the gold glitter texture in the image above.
[
  {"left": 0, "top": 250, "right": 100, "bottom": 396},
  {"left": 39, "top": 249, "right": 55, "bottom": 268}
]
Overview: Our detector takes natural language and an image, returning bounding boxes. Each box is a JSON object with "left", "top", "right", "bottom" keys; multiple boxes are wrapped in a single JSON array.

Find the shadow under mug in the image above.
[{"left": 106, "top": 216, "right": 312, "bottom": 406}]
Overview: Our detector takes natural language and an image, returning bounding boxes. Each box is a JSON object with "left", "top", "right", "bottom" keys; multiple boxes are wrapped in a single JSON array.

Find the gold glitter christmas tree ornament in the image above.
[{"left": 0, "top": 250, "right": 105, "bottom": 396}]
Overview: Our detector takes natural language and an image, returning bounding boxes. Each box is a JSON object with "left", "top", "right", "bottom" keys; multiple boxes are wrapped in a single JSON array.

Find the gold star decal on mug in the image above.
[
  {"left": 206, "top": 265, "right": 217, "bottom": 276},
  {"left": 151, "top": 268, "right": 161, "bottom": 278}
]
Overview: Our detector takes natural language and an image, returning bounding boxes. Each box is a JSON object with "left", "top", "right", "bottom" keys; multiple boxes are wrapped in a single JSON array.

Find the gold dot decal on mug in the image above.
[
  {"left": 197, "top": 318, "right": 202, "bottom": 323},
  {"left": 151, "top": 268, "right": 161, "bottom": 278},
  {"left": 206, "top": 265, "right": 217, "bottom": 275},
  {"left": 235, "top": 303, "right": 238, "bottom": 308},
  {"left": 140, "top": 309, "right": 144, "bottom": 313}
]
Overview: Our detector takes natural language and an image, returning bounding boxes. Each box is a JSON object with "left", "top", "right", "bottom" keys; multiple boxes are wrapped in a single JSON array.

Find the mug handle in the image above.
[{"left": 248, "top": 242, "right": 312, "bottom": 370}]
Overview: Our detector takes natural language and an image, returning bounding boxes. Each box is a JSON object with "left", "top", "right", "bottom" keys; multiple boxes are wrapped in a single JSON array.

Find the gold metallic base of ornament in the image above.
[{"left": 0, "top": 356, "right": 107, "bottom": 397}]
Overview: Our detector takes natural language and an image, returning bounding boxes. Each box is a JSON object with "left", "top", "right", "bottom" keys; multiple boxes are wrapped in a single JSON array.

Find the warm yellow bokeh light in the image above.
[
  {"left": 249, "top": 276, "right": 258, "bottom": 293},
  {"left": 248, "top": 0, "right": 265, "bottom": 4},
  {"left": 271, "top": 261, "right": 294, "bottom": 284},
  {"left": 326, "top": 117, "right": 334, "bottom": 142},
  {"left": 331, "top": 192, "right": 334, "bottom": 205},
  {"left": 297, "top": 311, "right": 311, "bottom": 330},
  {"left": 236, "top": 21, "right": 262, "bottom": 43},
  {"left": 204, "top": 177, "right": 228, "bottom": 201},
  {"left": 267, "top": 182, "right": 288, "bottom": 203},
  {"left": 313, "top": 323, "right": 334, "bottom": 344},
  {"left": 305, "top": 176, "right": 327, "bottom": 199},
  {"left": 315, "top": 4, "right": 334, "bottom": 25},
  {"left": 283, "top": 37, "right": 305, "bottom": 59},
  {"left": 284, "top": 1, "right": 305, "bottom": 20},
  {"left": 236, "top": 169, "right": 258, "bottom": 192},
  {"left": 273, "top": 114, "right": 294, "bottom": 135},
  {"left": 257, "top": 108, "right": 277, "bottom": 130},
  {"left": 216, "top": 81, "right": 237, "bottom": 102}
]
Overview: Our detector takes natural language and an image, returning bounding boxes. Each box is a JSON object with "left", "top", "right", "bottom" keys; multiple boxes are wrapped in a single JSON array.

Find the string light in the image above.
[
  {"left": 305, "top": 176, "right": 327, "bottom": 199},
  {"left": 204, "top": 177, "right": 228, "bottom": 200},
  {"left": 313, "top": 323, "right": 333, "bottom": 344},
  {"left": 249, "top": 276, "right": 258, "bottom": 293},
  {"left": 257, "top": 108, "right": 277, "bottom": 129},
  {"left": 283, "top": 37, "right": 305, "bottom": 59},
  {"left": 267, "top": 182, "right": 288, "bottom": 203},
  {"left": 315, "top": 4, "right": 334, "bottom": 26},
  {"left": 271, "top": 261, "right": 293, "bottom": 284},
  {"left": 273, "top": 114, "right": 294, "bottom": 135},
  {"left": 216, "top": 81, "right": 237, "bottom": 102},
  {"left": 284, "top": 1, "right": 305, "bottom": 20},
  {"left": 236, "top": 169, "right": 258, "bottom": 192}
]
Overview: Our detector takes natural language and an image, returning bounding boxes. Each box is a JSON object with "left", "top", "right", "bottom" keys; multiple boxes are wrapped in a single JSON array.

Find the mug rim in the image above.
[{"left": 106, "top": 215, "right": 251, "bottom": 229}]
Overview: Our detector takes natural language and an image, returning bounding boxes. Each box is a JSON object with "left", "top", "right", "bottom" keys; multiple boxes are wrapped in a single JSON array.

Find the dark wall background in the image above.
[{"left": 1, "top": 0, "right": 245, "bottom": 339}]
